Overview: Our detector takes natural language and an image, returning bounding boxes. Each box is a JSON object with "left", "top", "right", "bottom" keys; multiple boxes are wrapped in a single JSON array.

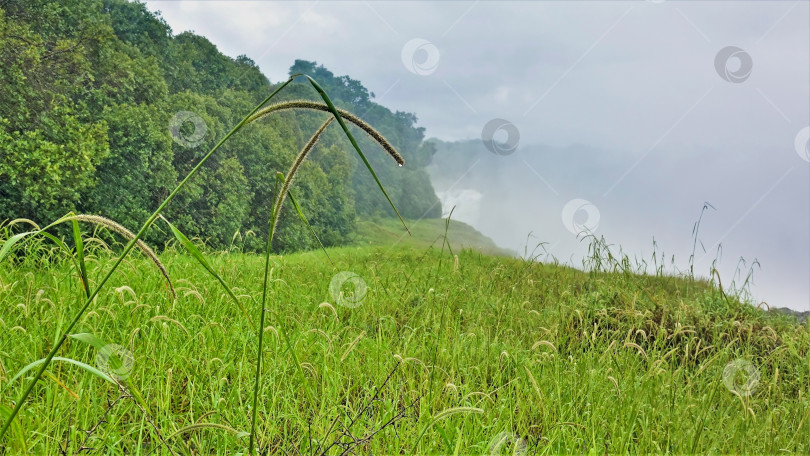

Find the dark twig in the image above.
[
  {"left": 338, "top": 392, "right": 423, "bottom": 456},
  {"left": 317, "top": 362, "right": 400, "bottom": 455},
  {"left": 59, "top": 406, "right": 72, "bottom": 456},
  {"left": 78, "top": 392, "right": 128, "bottom": 453},
  {"left": 318, "top": 363, "right": 422, "bottom": 456}
]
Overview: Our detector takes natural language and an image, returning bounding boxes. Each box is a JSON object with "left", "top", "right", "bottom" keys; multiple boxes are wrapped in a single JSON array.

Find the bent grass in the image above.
[
  {"left": 1, "top": 235, "right": 810, "bottom": 452},
  {"left": 0, "top": 74, "right": 409, "bottom": 454},
  {"left": 1, "top": 87, "right": 809, "bottom": 455}
]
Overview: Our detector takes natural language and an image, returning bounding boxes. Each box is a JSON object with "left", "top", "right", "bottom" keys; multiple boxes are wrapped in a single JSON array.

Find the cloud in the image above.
[{"left": 144, "top": 1, "right": 810, "bottom": 310}]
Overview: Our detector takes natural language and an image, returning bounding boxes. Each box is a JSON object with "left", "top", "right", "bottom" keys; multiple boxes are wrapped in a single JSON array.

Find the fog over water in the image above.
[{"left": 145, "top": 0, "right": 810, "bottom": 311}]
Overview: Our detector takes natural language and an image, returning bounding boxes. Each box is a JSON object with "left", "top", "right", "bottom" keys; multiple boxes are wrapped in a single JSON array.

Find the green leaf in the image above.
[
  {"left": 7, "top": 357, "right": 114, "bottom": 386},
  {"left": 72, "top": 219, "right": 90, "bottom": 298},
  {"left": 68, "top": 333, "right": 107, "bottom": 351},
  {"left": 67, "top": 333, "right": 150, "bottom": 410},
  {"left": 68, "top": 333, "right": 129, "bottom": 380},
  {"left": 0, "top": 231, "right": 37, "bottom": 263}
]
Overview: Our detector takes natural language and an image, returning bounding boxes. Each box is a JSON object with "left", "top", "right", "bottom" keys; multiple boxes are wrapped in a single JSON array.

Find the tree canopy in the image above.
[{"left": 0, "top": 0, "right": 440, "bottom": 251}]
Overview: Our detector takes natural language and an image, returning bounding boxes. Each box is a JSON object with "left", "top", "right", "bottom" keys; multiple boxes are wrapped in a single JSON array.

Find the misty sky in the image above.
[{"left": 143, "top": 1, "right": 810, "bottom": 311}]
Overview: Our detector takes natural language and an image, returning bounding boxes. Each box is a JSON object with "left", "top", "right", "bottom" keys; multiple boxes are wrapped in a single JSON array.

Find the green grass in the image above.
[
  {"left": 351, "top": 217, "right": 515, "bottom": 257},
  {"left": 1, "top": 235, "right": 808, "bottom": 454},
  {"left": 0, "top": 73, "right": 413, "bottom": 454},
  {"left": 1, "top": 74, "right": 808, "bottom": 455}
]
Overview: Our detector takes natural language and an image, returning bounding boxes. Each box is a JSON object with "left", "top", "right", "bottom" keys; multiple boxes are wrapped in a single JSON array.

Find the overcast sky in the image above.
[{"left": 143, "top": 0, "right": 809, "bottom": 311}]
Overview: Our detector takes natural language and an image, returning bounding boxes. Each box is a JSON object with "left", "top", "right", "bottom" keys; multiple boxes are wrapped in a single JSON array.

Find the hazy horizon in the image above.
[{"left": 144, "top": 0, "right": 810, "bottom": 311}]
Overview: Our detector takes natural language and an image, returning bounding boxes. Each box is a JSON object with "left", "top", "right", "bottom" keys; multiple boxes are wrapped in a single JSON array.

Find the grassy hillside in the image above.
[
  {"left": 352, "top": 217, "right": 515, "bottom": 257},
  {"left": 1, "top": 235, "right": 808, "bottom": 454}
]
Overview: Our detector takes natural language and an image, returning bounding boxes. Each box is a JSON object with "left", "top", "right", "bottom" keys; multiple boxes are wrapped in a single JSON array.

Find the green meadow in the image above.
[
  {"left": 1, "top": 2, "right": 808, "bottom": 454},
  {"left": 1, "top": 218, "right": 808, "bottom": 454}
]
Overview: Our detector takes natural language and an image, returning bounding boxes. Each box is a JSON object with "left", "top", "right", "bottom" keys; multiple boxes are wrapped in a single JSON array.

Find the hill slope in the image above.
[
  {"left": 1, "top": 236, "right": 808, "bottom": 453},
  {"left": 352, "top": 217, "right": 515, "bottom": 257}
]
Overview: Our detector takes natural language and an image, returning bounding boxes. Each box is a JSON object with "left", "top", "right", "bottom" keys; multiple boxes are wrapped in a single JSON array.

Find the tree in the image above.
[
  {"left": 0, "top": 2, "right": 442, "bottom": 251},
  {"left": 83, "top": 103, "right": 176, "bottom": 237},
  {"left": 0, "top": 102, "right": 109, "bottom": 221}
]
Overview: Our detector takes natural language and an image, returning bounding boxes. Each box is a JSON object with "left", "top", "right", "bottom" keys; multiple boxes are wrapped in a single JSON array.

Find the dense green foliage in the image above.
[
  {"left": 1, "top": 222, "right": 807, "bottom": 453},
  {"left": 0, "top": 0, "right": 440, "bottom": 251}
]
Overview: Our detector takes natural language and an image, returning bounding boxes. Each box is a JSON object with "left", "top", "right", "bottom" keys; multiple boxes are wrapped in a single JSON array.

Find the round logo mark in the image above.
[
  {"left": 329, "top": 271, "right": 368, "bottom": 308},
  {"left": 169, "top": 111, "right": 207, "bottom": 148},
  {"left": 401, "top": 38, "right": 440, "bottom": 76}
]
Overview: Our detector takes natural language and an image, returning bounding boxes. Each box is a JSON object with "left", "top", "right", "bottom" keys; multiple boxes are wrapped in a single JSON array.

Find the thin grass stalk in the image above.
[
  {"left": 269, "top": 117, "right": 333, "bottom": 242},
  {"left": 248, "top": 117, "right": 333, "bottom": 455},
  {"left": 304, "top": 76, "right": 410, "bottom": 235},
  {"left": 0, "top": 76, "right": 298, "bottom": 441},
  {"left": 247, "top": 101, "right": 404, "bottom": 166},
  {"left": 65, "top": 214, "right": 175, "bottom": 300},
  {"left": 249, "top": 198, "right": 276, "bottom": 455}
]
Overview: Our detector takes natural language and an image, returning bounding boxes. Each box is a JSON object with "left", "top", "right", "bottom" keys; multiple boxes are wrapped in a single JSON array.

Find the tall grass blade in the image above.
[
  {"left": 69, "top": 332, "right": 112, "bottom": 352},
  {"left": 0, "top": 231, "right": 37, "bottom": 263},
  {"left": 276, "top": 173, "right": 333, "bottom": 266},
  {"left": 71, "top": 220, "right": 91, "bottom": 298},
  {"left": 304, "top": 76, "right": 411, "bottom": 235},
  {"left": 0, "top": 75, "right": 297, "bottom": 441},
  {"left": 159, "top": 215, "right": 255, "bottom": 329},
  {"left": 0, "top": 403, "right": 27, "bottom": 453},
  {"left": 248, "top": 115, "right": 337, "bottom": 454},
  {"left": 67, "top": 333, "right": 151, "bottom": 416},
  {"left": 249, "top": 182, "right": 317, "bottom": 454}
]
